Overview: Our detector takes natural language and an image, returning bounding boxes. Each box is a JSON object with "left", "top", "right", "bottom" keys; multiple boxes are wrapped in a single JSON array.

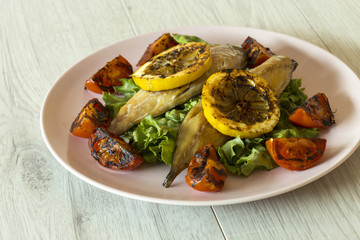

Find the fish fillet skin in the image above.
[
  {"left": 250, "top": 55, "right": 298, "bottom": 95},
  {"left": 163, "top": 55, "right": 298, "bottom": 188},
  {"left": 108, "top": 44, "right": 247, "bottom": 136},
  {"left": 162, "top": 101, "right": 231, "bottom": 187}
]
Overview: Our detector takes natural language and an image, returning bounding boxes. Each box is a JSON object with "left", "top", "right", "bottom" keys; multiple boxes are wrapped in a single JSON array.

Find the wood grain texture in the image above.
[
  {"left": 0, "top": 0, "right": 224, "bottom": 239},
  {"left": 210, "top": 1, "right": 360, "bottom": 239},
  {"left": 1, "top": 0, "right": 360, "bottom": 239}
]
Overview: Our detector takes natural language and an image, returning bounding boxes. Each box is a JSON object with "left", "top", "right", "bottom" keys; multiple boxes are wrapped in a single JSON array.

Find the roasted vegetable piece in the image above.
[
  {"left": 85, "top": 79, "right": 102, "bottom": 94},
  {"left": 86, "top": 55, "right": 133, "bottom": 93},
  {"left": 70, "top": 98, "right": 111, "bottom": 138},
  {"left": 136, "top": 33, "right": 179, "bottom": 66},
  {"left": 242, "top": 36, "right": 275, "bottom": 68},
  {"left": 265, "top": 137, "right": 326, "bottom": 170},
  {"left": 289, "top": 93, "right": 335, "bottom": 128},
  {"left": 185, "top": 144, "right": 228, "bottom": 192},
  {"left": 89, "top": 128, "right": 144, "bottom": 170}
]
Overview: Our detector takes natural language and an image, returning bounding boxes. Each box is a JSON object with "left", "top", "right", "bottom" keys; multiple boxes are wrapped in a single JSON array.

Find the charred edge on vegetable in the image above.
[
  {"left": 301, "top": 93, "right": 335, "bottom": 127},
  {"left": 70, "top": 99, "right": 109, "bottom": 131},
  {"left": 291, "top": 59, "right": 298, "bottom": 71},
  {"left": 241, "top": 36, "right": 275, "bottom": 68},
  {"left": 89, "top": 128, "right": 141, "bottom": 169},
  {"left": 91, "top": 56, "right": 133, "bottom": 92},
  {"left": 190, "top": 146, "right": 211, "bottom": 185},
  {"left": 208, "top": 171, "right": 225, "bottom": 187},
  {"left": 274, "top": 139, "right": 325, "bottom": 162},
  {"left": 137, "top": 33, "right": 179, "bottom": 66}
]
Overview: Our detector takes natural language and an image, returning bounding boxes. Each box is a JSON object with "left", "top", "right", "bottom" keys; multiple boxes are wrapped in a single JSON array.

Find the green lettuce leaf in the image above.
[
  {"left": 102, "top": 76, "right": 201, "bottom": 165},
  {"left": 102, "top": 78, "right": 140, "bottom": 119},
  {"left": 267, "top": 78, "right": 319, "bottom": 138},
  {"left": 217, "top": 137, "right": 278, "bottom": 176},
  {"left": 125, "top": 95, "right": 201, "bottom": 165},
  {"left": 130, "top": 115, "right": 178, "bottom": 165},
  {"left": 173, "top": 34, "right": 208, "bottom": 44}
]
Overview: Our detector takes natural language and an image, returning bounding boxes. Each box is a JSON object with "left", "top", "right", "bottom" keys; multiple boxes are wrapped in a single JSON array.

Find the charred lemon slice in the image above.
[
  {"left": 132, "top": 42, "right": 212, "bottom": 91},
  {"left": 202, "top": 69, "right": 280, "bottom": 138}
]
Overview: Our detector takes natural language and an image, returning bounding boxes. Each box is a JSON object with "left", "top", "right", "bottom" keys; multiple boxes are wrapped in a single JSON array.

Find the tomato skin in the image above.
[
  {"left": 85, "top": 79, "right": 103, "bottom": 94},
  {"left": 241, "top": 36, "right": 275, "bottom": 68},
  {"left": 265, "top": 137, "right": 326, "bottom": 170},
  {"left": 88, "top": 128, "right": 144, "bottom": 170},
  {"left": 185, "top": 144, "right": 228, "bottom": 192},
  {"left": 289, "top": 93, "right": 335, "bottom": 128},
  {"left": 137, "top": 33, "right": 178, "bottom": 66},
  {"left": 70, "top": 98, "right": 111, "bottom": 138},
  {"left": 86, "top": 55, "right": 133, "bottom": 93}
]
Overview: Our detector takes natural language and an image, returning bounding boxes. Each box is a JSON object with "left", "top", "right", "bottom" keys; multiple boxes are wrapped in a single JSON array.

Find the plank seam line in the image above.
[
  {"left": 293, "top": 0, "right": 331, "bottom": 53},
  {"left": 211, "top": 206, "right": 227, "bottom": 240},
  {"left": 120, "top": 0, "right": 138, "bottom": 36}
]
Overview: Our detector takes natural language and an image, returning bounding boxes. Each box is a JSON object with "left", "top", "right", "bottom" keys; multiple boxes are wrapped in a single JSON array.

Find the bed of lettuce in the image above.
[
  {"left": 102, "top": 34, "right": 319, "bottom": 176},
  {"left": 103, "top": 81, "right": 201, "bottom": 165},
  {"left": 103, "top": 77, "right": 318, "bottom": 176}
]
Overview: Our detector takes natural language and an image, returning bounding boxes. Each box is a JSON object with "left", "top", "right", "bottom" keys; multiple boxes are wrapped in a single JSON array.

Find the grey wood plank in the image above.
[
  {"left": 295, "top": 0, "right": 360, "bottom": 75},
  {"left": 67, "top": 178, "right": 225, "bottom": 240},
  {"left": 1, "top": 0, "right": 360, "bottom": 239},
  {"left": 121, "top": 0, "right": 325, "bottom": 46},
  {"left": 201, "top": 0, "right": 360, "bottom": 239},
  {"left": 213, "top": 150, "right": 360, "bottom": 240},
  {"left": 0, "top": 0, "right": 225, "bottom": 239}
]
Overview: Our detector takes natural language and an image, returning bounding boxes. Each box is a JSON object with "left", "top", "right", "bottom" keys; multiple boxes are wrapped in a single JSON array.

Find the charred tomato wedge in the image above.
[
  {"left": 137, "top": 33, "right": 179, "bottom": 66},
  {"left": 86, "top": 54, "right": 133, "bottom": 93},
  {"left": 89, "top": 128, "right": 144, "bottom": 170},
  {"left": 70, "top": 98, "right": 111, "bottom": 138},
  {"left": 185, "top": 144, "right": 228, "bottom": 192},
  {"left": 241, "top": 36, "right": 275, "bottom": 68},
  {"left": 265, "top": 137, "right": 327, "bottom": 170},
  {"left": 289, "top": 93, "right": 335, "bottom": 128}
]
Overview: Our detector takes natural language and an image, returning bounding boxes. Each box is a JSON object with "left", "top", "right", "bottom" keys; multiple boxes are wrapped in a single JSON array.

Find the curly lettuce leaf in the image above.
[
  {"left": 217, "top": 137, "right": 277, "bottom": 176},
  {"left": 164, "top": 95, "right": 201, "bottom": 123},
  {"left": 125, "top": 96, "right": 201, "bottom": 165},
  {"left": 102, "top": 77, "right": 200, "bottom": 165},
  {"left": 267, "top": 79, "right": 319, "bottom": 138},
  {"left": 130, "top": 115, "right": 178, "bottom": 165}
]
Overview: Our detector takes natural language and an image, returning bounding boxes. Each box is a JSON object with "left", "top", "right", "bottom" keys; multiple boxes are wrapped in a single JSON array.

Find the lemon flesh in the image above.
[
  {"left": 202, "top": 69, "right": 280, "bottom": 138},
  {"left": 132, "top": 42, "right": 212, "bottom": 91}
]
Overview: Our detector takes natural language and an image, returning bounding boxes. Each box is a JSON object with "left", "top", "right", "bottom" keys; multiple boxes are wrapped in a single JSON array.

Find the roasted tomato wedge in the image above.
[
  {"left": 265, "top": 137, "right": 327, "bottom": 170},
  {"left": 86, "top": 55, "right": 133, "bottom": 93},
  {"left": 89, "top": 128, "right": 144, "bottom": 170},
  {"left": 241, "top": 36, "right": 275, "bottom": 68},
  {"left": 84, "top": 79, "right": 102, "bottom": 94},
  {"left": 70, "top": 98, "right": 110, "bottom": 138},
  {"left": 136, "top": 33, "right": 178, "bottom": 66},
  {"left": 289, "top": 93, "right": 335, "bottom": 128},
  {"left": 185, "top": 144, "right": 228, "bottom": 192}
]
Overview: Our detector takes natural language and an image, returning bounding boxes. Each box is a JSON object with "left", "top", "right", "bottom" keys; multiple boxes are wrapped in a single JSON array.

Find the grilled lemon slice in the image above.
[
  {"left": 202, "top": 69, "right": 280, "bottom": 138},
  {"left": 132, "top": 42, "right": 212, "bottom": 91}
]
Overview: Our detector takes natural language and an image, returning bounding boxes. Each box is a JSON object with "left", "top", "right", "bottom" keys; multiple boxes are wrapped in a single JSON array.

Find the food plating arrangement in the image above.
[{"left": 70, "top": 33, "right": 336, "bottom": 193}]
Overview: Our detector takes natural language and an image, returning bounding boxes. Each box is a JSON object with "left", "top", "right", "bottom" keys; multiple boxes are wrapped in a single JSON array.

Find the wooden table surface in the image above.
[{"left": 2, "top": 0, "right": 360, "bottom": 239}]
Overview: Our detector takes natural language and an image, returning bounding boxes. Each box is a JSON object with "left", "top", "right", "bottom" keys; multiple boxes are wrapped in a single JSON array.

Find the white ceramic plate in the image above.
[{"left": 40, "top": 26, "right": 360, "bottom": 206}]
